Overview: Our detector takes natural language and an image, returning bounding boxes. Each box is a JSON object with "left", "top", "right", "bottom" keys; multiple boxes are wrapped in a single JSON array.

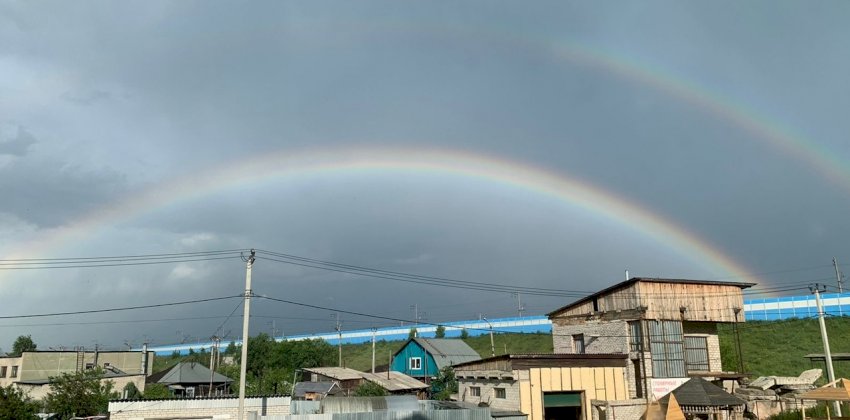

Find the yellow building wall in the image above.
[{"left": 520, "top": 367, "right": 627, "bottom": 420}]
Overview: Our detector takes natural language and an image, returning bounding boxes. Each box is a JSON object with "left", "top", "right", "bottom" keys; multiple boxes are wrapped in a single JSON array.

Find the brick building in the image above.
[{"left": 547, "top": 277, "right": 752, "bottom": 401}]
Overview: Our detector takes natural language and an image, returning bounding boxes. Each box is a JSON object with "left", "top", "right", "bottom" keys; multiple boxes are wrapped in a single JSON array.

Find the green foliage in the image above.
[
  {"left": 354, "top": 381, "right": 388, "bottom": 397},
  {"left": 435, "top": 325, "right": 446, "bottom": 338},
  {"left": 0, "top": 384, "right": 39, "bottom": 419},
  {"left": 430, "top": 366, "right": 458, "bottom": 400},
  {"left": 10, "top": 335, "right": 36, "bottom": 357},
  {"left": 408, "top": 328, "right": 417, "bottom": 339},
  {"left": 143, "top": 383, "right": 171, "bottom": 399},
  {"left": 122, "top": 382, "right": 142, "bottom": 399},
  {"left": 460, "top": 329, "right": 469, "bottom": 339},
  {"left": 45, "top": 369, "right": 117, "bottom": 419},
  {"left": 225, "top": 341, "right": 238, "bottom": 355}
]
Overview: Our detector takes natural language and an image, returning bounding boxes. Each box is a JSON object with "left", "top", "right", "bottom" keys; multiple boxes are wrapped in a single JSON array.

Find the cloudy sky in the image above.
[{"left": 1, "top": 1, "right": 849, "bottom": 351}]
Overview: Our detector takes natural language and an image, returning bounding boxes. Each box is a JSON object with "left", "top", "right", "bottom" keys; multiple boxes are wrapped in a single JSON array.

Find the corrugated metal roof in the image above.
[
  {"left": 410, "top": 338, "right": 480, "bottom": 369},
  {"left": 303, "top": 367, "right": 367, "bottom": 381},
  {"left": 147, "top": 362, "right": 233, "bottom": 385},
  {"left": 361, "top": 372, "right": 428, "bottom": 392}
]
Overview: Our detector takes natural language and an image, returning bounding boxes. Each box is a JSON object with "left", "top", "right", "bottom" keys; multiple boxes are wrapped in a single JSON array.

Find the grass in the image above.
[{"left": 718, "top": 316, "right": 850, "bottom": 380}]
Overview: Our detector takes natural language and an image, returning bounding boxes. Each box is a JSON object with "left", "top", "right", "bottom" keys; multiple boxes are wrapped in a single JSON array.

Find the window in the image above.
[
  {"left": 470, "top": 386, "right": 481, "bottom": 397},
  {"left": 0, "top": 366, "right": 6, "bottom": 377},
  {"left": 629, "top": 321, "right": 643, "bottom": 352},
  {"left": 186, "top": 387, "right": 195, "bottom": 398},
  {"left": 10, "top": 366, "right": 18, "bottom": 378},
  {"left": 85, "top": 363, "right": 94, "bottom": 370},
  {"left": 409, "top": 357, "right": 422, "bottom": 370},
  {"left": 495, "top": 388, "right": 507, "bottom": 399},
  {"left": 684, "top": 336, "right": 710, "bottom": 372},
  {"left": 572, "top": 334, "right": 585, "bottom": 354},
  {"left": 648, "top": 320, "right": 685, "bottom": 378}
]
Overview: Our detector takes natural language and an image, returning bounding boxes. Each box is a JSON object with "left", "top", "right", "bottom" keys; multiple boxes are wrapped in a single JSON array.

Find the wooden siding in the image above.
[
  {"left": 521, "top": 367, "right": 628, "bottom": 420},
  {"left": 637, "top": 282, "right": 744, "bottom": 322},
  {"left": 551, "top": 280, "right": 746, "bottom": 323}
]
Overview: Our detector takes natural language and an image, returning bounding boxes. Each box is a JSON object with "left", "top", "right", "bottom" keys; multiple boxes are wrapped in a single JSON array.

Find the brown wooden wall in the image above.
[{"left": 637, "top": 282, "right": 744, "bottom": 322}]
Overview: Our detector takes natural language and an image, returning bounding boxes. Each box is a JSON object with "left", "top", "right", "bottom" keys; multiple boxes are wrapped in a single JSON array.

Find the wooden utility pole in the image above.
[
  {"left": 334, "top": 314, "right": 343, "bottom": 367},
  {"left": 483, "top": 317, "right": 495, "bottom": 357},
  {"left": 371, "top": 328, "right": 377, "bottom": 374},
  {"left": 237, "top": 249, "right": 255, "bottom": 420},
  {"left": 834, "top": 257, "right": 844, "bottom": 293}
]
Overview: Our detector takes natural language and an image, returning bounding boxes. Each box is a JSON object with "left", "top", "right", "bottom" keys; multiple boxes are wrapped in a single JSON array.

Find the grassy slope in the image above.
[{"left": 718, "top": 316, "right": 850, "bottom": 379}]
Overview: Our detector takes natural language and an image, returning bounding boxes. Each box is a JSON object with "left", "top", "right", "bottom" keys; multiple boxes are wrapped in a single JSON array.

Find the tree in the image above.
[
  {"left": 143, "top": 383, "right": 171, "bottom": 399},
  {"left": 434, "top": 325, "right": 446, "bottom": 338},
  {"left": 354, "top": 381, "right": 388, "bottom": 397},
  {"left": 44, "top": 369, "right": 117, "bottom": 418},
  {"left": 408, "top": 328, "right": 418, "bottom": 339},
  {"left": 10, "top": 335, "right": 36, "bottom": 357},
  {"left": 460, "top": 329, "right": 469, "bottom": 339},
  {"left": 122, "top": 382, "right": 142, "bottom": 399},
  {"left": 430, "top": 366, "right": 458, "bottom": 400},
  {"left": 0, "top": 384, "right": 38, "bottom": 419}
]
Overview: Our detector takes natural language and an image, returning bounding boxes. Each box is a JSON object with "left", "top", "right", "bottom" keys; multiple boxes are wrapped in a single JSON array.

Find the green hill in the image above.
[{"left": 339, "top": 317, "right": 850, "bottom": 379}]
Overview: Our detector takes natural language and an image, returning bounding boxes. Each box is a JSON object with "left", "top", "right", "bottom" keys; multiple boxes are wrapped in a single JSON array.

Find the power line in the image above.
[
  {"left": 0, "top": 295, "right": 240, "bottom": 320},
  {"left": 0, "top": 249, "right": 247, "bottom": 263},
  {"left": 0, "top": 255, "right": 242, "bottom": 270}
]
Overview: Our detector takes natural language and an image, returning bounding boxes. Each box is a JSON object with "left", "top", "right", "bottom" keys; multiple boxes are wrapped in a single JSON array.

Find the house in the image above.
[
  {"left": 300, "top": 366, "right": 428, "bottom": 397},
  {"left": 391, "top": 338, "right": 480, "bottom": 380},
  {"left": 146, "top": 362, "right": 233, "bottom": 397},
  {"left": 547, "top": 277, "right": 753, "bottom": 400},
  {"left": 293, "top": 381, "right": 342, "bottom": 400},
  {"left": 453, "top": 353, "right": 630, "bottom": 420},
  {"left": 0, "top": 349, "right": 153, "bottom": 399}
]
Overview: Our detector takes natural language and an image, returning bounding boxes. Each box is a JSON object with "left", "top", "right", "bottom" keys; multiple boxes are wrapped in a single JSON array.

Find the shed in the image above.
[
  {"left": 659, "top": 377, "right": 745, "bottom": 417},
  {"left": 392, "top": 338, "right": 480, "bottom": 379}
]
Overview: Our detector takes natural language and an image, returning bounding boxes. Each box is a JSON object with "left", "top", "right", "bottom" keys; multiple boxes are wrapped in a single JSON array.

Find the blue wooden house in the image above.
[{"left": 391, "top": 338, "right": 481, "bottom": 379}]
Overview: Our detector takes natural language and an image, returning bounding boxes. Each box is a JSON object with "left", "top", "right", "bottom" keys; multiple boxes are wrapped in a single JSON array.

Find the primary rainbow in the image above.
[{"left": 5, "top": 147, "right": 760, "bottom": 284}]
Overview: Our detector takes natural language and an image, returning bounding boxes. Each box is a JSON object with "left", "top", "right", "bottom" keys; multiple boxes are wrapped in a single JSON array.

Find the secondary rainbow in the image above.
[
  {"left": 5, "top": 147, "right": 760, "bottom": 284},
  {"left": 364, "top": 21, "right": 850, "bottom": 194}
]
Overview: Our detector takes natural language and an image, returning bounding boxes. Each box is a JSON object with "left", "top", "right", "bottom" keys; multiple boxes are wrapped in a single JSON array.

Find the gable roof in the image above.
[
  {"left": 548, "top": 277, "right": 755, "bottom": 317},
  {"left": 147, "top": 362, "right": 233, "bottom": 385},
  {"left": 659, "top": 377, "right": 745, "bottom": 407},
  {"left": 293, "top": 381, "right": 341, "bottom": 398},
  {"left": 394, "top": 338, "right": 481, "bottom": 369}
]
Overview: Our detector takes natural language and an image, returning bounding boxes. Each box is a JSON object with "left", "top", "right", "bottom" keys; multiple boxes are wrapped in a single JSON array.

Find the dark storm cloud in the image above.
[
  {"left": 0, "top": 126, "right": 36, "bottom": 156},
  {"left": 1, "top": 1, "right": 849, "bottom": 349}
]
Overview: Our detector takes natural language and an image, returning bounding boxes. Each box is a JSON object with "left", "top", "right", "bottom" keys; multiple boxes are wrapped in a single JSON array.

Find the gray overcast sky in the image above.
[{"left": 1, "top": 1, "right": 849, "bottom": 350}]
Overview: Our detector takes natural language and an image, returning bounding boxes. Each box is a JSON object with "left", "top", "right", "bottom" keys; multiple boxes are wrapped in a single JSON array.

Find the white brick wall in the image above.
[
  {"left": 457, "top": 378, "right": 520, "bottom": 412},
  {"left": 109, "top": 396, "right": 290, "bottom": 420},
  {"left": 552, "top": 320, "right": 630, "bottom": 354}
]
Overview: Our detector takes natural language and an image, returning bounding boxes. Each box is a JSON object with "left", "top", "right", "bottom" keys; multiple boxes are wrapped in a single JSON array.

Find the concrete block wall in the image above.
[
  {"left": 458, "top": 378, "right": 520, "bottom": 412},
  {"left": 109, "top": 396, "right": 290, "bottom": 420},
  {"left": 552, "top": 320, "right": 630, "bottom": 354}
]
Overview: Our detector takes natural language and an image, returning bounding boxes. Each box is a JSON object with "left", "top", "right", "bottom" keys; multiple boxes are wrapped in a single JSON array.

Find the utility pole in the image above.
[
  {"left": 371, "top": 328, "right": 377, "bottom": 374},
  {"left": 512, "top": 292, "right": 525, "bottom": 318},
  {"left": 209, "top": 336, "right": 221, "bottom": 396},
  {"left": 334, "top": 313, "right": 343, "bottom": 367},
  {"left": 834, "top": 257, "right": 844, "bottom": 293},
  {"left": 812, "top": 284, "right": 841, "bottom": 416},
  {"left": 237, "top": 249, "right": 255, "bottom": 420},
  {"left": 483, "top": 317, "right": 495, "bottom": 357}
]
